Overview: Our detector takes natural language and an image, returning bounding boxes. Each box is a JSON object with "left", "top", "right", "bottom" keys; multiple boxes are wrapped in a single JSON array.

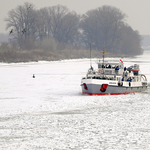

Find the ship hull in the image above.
[{"left": 81, "top": 79, "right": 147, "bottom": 95}]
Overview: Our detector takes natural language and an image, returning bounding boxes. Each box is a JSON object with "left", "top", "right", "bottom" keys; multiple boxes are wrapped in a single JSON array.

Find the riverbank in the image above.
[{"left": 0, "top": 49, "right": 129, "bottom": 63}]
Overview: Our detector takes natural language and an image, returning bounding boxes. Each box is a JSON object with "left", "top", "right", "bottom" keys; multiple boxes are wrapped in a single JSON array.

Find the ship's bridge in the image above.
[{"left": 96, "top": 61, "right": 124, "bottom": 75}]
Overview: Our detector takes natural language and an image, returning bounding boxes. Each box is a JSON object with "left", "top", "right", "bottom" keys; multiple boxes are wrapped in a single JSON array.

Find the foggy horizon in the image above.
[{"left": 1, "top": 0, "right": 150, "bottom": 35}]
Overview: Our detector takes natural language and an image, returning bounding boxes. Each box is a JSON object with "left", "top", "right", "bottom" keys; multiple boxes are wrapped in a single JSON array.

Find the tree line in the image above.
[{"left": 4, "top": 2, "right": 143, "bottom": 55}]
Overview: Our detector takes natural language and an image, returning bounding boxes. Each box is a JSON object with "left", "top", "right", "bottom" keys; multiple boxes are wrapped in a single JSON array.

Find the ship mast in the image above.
[
  {"left": 100, "top": 46, "right": 107, "bottom": 66},
  {"left": 90, "top": 43, "right": 92, "bottom": 67}
]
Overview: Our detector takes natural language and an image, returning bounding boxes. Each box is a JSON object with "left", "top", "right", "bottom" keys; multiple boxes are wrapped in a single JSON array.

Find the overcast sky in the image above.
[{"left": 1, "top": 0, "right": 150, "bottom": 35}]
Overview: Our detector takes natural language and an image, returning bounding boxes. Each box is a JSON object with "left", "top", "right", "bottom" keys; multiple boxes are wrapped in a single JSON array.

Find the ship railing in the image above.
[{"left": 86, "top": 74, "right": 114, "bottom": 80}]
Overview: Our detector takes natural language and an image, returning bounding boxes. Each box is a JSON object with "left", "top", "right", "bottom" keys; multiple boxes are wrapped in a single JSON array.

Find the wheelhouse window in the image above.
[
  {"left": 133, "top": 71, "right": 138, "bottom": 75},
  {"left": 112, "top": 65, "right": 116, "bottom": 69},
  {"left": 106, "top": 64, "right": 111, "bottom": 68},
  {"left": 98, "top": 64, "right": 102, "bottom": 68}
]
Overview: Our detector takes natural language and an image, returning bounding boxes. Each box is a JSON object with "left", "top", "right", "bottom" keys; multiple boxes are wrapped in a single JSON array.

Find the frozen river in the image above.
[{"left": 0, "top": 51, "right": 150, "bottom": 149}]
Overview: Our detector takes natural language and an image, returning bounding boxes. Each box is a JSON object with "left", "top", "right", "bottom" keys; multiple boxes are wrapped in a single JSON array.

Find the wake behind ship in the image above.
[{"left": 81, "top": 47, "right": 147, "bottom": 95}]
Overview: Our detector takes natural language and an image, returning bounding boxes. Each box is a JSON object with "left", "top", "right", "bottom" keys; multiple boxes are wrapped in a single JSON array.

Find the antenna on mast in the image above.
[
  {"left": 89, "top": 43, "right": 95, "bottom": 67},
  {"left": 90, "top": 43, "right": 92, "bottom": 67}
]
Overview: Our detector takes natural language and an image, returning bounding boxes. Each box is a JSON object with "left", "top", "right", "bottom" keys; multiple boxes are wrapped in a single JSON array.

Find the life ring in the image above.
[
  {"left": 144, "top": 75, "right": 147, "bottom": 81},
  {"left": 142, "top": 75, "right": 147, "bottom": 81},
  {"left": 98, "top": 69, "right": 103, "bottom": 74}
]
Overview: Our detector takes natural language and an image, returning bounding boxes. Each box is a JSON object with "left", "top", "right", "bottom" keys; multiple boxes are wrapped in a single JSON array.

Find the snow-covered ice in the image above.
[{"left": 0, "top": 51, "right": 150, "bottom": 150}]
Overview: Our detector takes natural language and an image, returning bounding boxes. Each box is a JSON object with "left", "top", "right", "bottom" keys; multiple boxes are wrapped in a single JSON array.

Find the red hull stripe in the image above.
[{"left": 82, "top": 91, "right": 141, "bottom": 95}]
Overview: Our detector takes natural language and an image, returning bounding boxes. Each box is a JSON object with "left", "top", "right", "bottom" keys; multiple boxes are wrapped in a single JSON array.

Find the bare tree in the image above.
[
  {"left": 38, "top": 5, "right": 80, "bottom": 47},
  {"left": 49, "top": 5, "right": 69, "bottom": 42},
  {"left": 79, "top": 5, "right": 142, "bottom": 55},
  {"left": 5, "top": 2, "right": 38, "bottom": 50},
  {"left": 120, "top": 26, "right": 142, "bottom": 55},
  {"left": 80, "top": 6, "right": 126, "bottom": 51},
  {"left": 37, "top": 8, "right": 52, "bottom": 41},
  {"left": 55, "top": 11, "right": 80, "bottom": 44},
  {"left": 5, "top": 3, "right": 142, "bottom": 55}
]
